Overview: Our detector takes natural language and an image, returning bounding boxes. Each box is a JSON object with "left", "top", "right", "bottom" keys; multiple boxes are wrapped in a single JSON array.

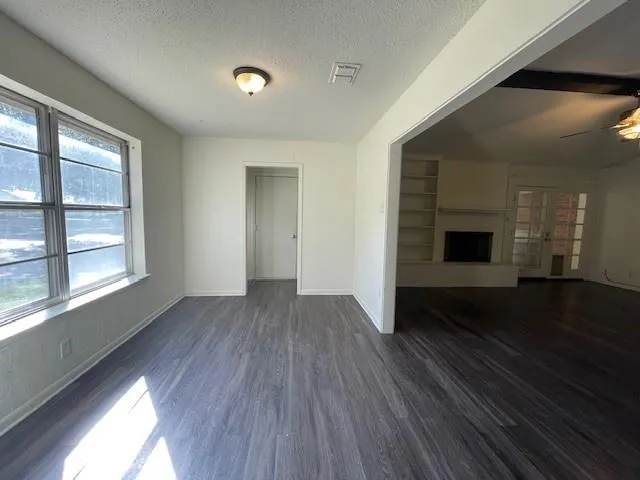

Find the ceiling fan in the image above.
[
  {"left": 497, "top": 69, "right": 640, "bottom": 142},
  {"left": 559, "top": 97, "right": 640, "bottom": 141}
]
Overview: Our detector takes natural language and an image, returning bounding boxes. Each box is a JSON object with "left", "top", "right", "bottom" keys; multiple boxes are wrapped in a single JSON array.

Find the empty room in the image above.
[{"left": 0, "top": 0, "right": 638, "bottom": 479}]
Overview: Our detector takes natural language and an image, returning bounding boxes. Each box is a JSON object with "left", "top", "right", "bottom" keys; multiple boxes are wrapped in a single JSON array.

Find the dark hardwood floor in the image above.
[{"left": 1, "top": 280, "right": 640, "bottom": 479}]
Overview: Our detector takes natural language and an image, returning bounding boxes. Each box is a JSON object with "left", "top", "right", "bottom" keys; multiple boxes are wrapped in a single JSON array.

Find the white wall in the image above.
[
  {"left": 593, "top": 160, "right": 640, "bottom": 291},
  {"left": 434, "top": 161, "right": 509, "bottom": 263},
  {"left": 353, "top": 0, "right": 623, "bottom": 333},
  {"left": 183, "top": 138, "right": 356, "bottom": 295},
  {"left": 0, "top": 14, "right": 184, "bottom": 434}
]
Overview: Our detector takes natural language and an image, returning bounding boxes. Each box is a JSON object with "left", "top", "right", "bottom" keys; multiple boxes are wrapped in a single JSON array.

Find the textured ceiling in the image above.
[
  {"left": 0, "top": 0, "right": 486, "bottom": 140},
  {"left": 406, "top": 1, "right": 640, "bottom": 168}
]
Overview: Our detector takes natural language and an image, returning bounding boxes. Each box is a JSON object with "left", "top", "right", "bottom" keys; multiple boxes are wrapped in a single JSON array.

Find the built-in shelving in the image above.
[
  {"left": 400, "top": 208, "right": 436, "bottom": 213},
  {"left": 397, "top": 156, "right": 439, "bottom": 264},
  {"left": 438, "top": 207, "right": 511, "bottom": 216}
]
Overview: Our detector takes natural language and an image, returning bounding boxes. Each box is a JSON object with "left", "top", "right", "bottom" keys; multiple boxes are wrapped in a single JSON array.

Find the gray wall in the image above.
[{"left": 0, "top": 13, "right": 184, "bottom": 434}]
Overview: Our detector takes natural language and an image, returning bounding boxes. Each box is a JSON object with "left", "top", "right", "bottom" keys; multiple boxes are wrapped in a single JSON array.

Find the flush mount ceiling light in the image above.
[{"left": 233, "top": 66, "right": 270, "bottom": 96}]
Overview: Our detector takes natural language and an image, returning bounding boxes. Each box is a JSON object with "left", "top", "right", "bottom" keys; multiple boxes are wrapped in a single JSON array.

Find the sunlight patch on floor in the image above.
[{"left": 62, "top": 377, "right": 176, "bottom": 480}]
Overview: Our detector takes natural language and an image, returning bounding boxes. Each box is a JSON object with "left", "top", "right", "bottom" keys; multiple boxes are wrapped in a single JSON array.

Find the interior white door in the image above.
[{"left": 255, "top": 175, "right": 298, "bottom": 279}]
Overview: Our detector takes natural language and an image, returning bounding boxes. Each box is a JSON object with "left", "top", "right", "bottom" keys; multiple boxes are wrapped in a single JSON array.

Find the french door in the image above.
[{"left": 511, "top": 188, "right": 588, "bottom": 278}]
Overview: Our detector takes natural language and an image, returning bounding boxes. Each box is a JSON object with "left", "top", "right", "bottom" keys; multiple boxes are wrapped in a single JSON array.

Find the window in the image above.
[{"left": 0, "top": 87, "right": 131, "bottom": 325}]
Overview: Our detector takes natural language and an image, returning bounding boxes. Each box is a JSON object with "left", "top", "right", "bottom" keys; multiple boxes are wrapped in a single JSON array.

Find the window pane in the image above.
[
  {"left": 574, "top": 224, "right": 583, "bottom": 240},
  {"left": 556, "top": 193, "right": 578, "bottom": 210},
  {"left": 0, "top": 145, "right": 43, "bottom": 202},
  {"left": 514, "top": 223, "right": 529, "bottom": 238},
  {"left": 517, "top": 191, "right": 532, "bottom": 206},
  {"left": 513, "top": 239, "right": 527, "bottom": 255},
  {"left": 68, "top": 245, "right": 126, "bottom": 292},
  {"left": 571, "top": 256, "right": 580, "bottom": 270},
  {"left": 0, "top": 259, "right": 50, "bottom": 313},
  {"left": 572, "top": 241, "right": 582, "bottom": 256},
  {"left": 66, "top": 211, "right": 125, "bottom": 253},
  {"left": 61, "top": 160, "right": 123, "bottom": 206},
  {"left": 555, "top": 209, "right": 577, "bottom": 224},
  {"left": 578, "top": 193, "right": 588, "bottom": 209},
  {"left": 58, "top": 122, "right": 122, "bottom": 171},
  {"left": 554, "top": 224, "right": 575, "bottom": 240},
  {"left": 0, "top": 210, "right": 46, "bottom": 264},
  {"left": 553, "top": 240, "right": 568, "bottom": 255},
  {"left": 529, "top": 223, "right": 543, "bottom": 239},
  {"left": 0, "top": 98, "right": 38, "bottom": 151},
  {"left": 576, "top": 209, "right": 585, "bottom": 224}
]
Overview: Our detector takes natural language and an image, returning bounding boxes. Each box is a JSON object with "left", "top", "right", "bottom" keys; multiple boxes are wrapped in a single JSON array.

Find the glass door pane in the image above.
[
  {"left": 551, "top": 192, "right": 587, "bottom": 275},
  {"left": 512, "top": 190, "right": 547, "bottom": 270}
]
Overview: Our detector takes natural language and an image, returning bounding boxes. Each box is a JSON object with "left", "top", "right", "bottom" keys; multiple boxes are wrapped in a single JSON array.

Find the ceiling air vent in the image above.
[{"left": 329, "top": 62, "right": 362, "bottom": 84}]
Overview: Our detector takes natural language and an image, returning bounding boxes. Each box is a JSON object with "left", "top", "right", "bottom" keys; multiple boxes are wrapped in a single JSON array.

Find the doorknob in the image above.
[
  {"left": 543, "top": 232, "right": 551, "bottom": 242},
  {"left": 290, "top": 234, "right": 297, "bottom": 239}
]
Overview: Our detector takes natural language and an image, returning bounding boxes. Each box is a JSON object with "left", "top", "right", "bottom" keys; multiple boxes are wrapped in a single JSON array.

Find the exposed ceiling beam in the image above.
[{"left": 498, "top": 69, "right": 640, "bottom": 96}]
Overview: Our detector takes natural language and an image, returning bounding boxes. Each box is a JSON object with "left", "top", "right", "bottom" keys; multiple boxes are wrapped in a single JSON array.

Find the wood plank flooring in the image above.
[{"left": 1, "top": 280, "right": 640, "bottom": 479}]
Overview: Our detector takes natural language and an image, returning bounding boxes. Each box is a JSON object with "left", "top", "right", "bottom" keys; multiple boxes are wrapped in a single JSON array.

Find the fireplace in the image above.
[{"left": 444, "top": 231, "right": 493, "bottom": 263}]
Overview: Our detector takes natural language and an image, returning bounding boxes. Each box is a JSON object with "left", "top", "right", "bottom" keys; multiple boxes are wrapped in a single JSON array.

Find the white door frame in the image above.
[{"left": 241, "top": 162, "right": 303, "bottom": 295}]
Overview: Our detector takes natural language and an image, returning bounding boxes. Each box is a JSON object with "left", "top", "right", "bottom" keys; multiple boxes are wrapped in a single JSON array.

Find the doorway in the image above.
[
  {"left": 510, "top": 189, "right": 588, "bottom": 278},
  {"left": 244, "top": 166, "right": 301, "bottom": 291}
]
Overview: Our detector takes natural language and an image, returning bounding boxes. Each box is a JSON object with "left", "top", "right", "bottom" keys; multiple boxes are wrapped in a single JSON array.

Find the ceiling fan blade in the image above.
[{"left": 559, "top": 130, "right": 592, "bottom": 139}]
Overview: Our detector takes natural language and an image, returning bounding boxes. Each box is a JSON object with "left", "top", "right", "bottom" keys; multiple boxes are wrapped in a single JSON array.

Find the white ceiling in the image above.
[
  {"left": 0, "top": 0, "right": 485, "bottom": 141},
  {"left": 406, "top": 1, "right": 640, "bottom": 168}
]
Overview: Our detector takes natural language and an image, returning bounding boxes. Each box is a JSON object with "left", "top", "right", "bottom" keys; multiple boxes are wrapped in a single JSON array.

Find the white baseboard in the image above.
[
  {"left": 0, "top": 295, "right": 184, "bottom": 438},
  {"left": 591, "top": 279, "right": 640, "bottom": 293},
  {"left": 298, "top": 289, "right": 352, "bottom": 295},
  {"left": 185, "top": 291, "right": 245, "bottom": 296},
  {"left": 353, "top": 291, "right": 382, "bottom": 332}
]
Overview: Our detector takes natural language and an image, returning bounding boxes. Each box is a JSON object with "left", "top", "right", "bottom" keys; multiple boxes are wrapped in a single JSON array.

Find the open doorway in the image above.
[
  {"left": 244, "top": 166, "right": 302, "bottom": 293},
  {"left": 387, "top": 0, "right": 640, "bottom": 332}
]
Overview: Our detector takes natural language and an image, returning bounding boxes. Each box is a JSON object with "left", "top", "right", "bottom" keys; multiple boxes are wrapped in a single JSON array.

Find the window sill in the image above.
[{"left": 0, "top": 274, "right": 150, "bottom": 346}]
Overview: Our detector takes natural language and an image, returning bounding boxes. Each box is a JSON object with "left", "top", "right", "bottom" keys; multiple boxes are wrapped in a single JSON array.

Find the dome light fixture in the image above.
[{"left": 233, "top": 66, "right": 270, "bottom": 96}]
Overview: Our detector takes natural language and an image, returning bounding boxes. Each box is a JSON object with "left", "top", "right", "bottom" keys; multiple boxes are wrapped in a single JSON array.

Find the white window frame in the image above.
[{"left": 0, "top": 86, "right": 133, "bottom": 326}]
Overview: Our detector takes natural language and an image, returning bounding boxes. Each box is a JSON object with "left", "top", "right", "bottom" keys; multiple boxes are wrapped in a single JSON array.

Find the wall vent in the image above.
[{"left": 329, "top": 62, "right": 362, "bottom": 84}]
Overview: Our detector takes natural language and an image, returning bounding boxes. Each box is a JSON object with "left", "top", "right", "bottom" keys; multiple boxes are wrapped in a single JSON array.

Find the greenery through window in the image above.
[{"left": 0, "top": 88, "right": 131, "bottom": 324}]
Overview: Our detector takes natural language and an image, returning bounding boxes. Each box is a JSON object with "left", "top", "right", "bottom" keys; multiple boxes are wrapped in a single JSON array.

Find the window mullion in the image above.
[{"left": 48, "top": 108, "right": 71, "bottom": 302}]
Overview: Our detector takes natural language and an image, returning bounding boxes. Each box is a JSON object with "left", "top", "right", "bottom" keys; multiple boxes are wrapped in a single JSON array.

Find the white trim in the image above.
[
  {"left": 0, "top": 274, "right": 151, "bottom": 346},
  {"left": 0, "top": 294, "right": 184, "bottom": 438},
  {"left": 592, "top": 280, "right": 640, "bottom": 293},
  {"left": 380, "top": 143, "right": 402, "bottom": 334},
  {"left": 185, "top": 291, "right": 245, "bottom": 296},
  {"left": 241, "top": 162, "right": 304, "bottom": 296},
  {"left": 298, "top": 289, "right": 352, "bottom": 295},
  {"left": 354, "top": 290, "right": 383, "bottom": 333}
]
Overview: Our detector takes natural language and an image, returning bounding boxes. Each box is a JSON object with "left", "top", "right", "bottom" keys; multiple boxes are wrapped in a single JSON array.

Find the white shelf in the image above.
[
  {"left": 438, "top": 207, "right": 510, "bottom": 216},
  {"left": 399, "top": 156, "right": 440, "bottom": 263}
]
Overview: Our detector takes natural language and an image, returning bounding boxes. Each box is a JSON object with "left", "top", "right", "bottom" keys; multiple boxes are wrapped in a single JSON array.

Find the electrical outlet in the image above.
[{"left": 60, "top": 338, "right": 72, "bottom": 359}]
